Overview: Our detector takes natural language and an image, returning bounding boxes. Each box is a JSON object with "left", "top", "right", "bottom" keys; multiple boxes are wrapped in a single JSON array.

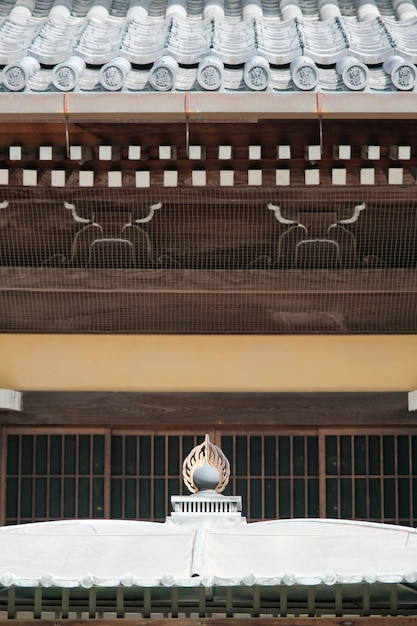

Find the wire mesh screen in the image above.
[{"left": 1, "top": 185, "right": 417, "bottom": 333}]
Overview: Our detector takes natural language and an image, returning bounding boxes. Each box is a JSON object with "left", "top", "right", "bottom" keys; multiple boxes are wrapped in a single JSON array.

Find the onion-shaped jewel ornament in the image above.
[{"left": 183, "top": 434, "right": 230, "bottom": 493}]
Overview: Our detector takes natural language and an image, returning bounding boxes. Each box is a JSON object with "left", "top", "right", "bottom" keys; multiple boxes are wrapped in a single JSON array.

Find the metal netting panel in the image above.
[{"left": 0, "top": 185, "right": 416, "bottom": 333}]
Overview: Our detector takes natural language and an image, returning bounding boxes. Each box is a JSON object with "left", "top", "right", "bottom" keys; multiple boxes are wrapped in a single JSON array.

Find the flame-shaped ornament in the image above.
[{"left": 183, "top": 434, "right": 230, "bottom": 494}]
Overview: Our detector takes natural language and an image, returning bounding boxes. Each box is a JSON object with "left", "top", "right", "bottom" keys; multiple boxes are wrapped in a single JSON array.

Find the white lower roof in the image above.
[{"left": 1, "top": 517, "right": 417, "bottom": 588}]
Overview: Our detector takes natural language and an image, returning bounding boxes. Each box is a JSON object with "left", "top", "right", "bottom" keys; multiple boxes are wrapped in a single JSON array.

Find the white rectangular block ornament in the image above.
[
  {"left": 305, "top": 169, "right": 320, "bottom": 185},
  {"left": 332, "top": 169, "right": 347, "bottom": 185},
  {"left": 277, "top": 145, "right": 291, "bottom": 160},
  {"left": 389, "top": 145, "right": 411, "bottom": 160},
  {"left": 23, "top": 169, "right": 37, "bottom": 186},
  {"left": 0, "top": 169, "right": 9, "bottom": 185},
  {"left": 388, "top": 168, "right": 403, "bottom": 185},
  {"left": 79, "top": 171, "right": 94, "bottom": 187},
  {"left": 360, "top": 168, "right": 375, "bottom": 185},
  {"left": 333, "top": 145, "right": 351, "bottom": 160},
  {"left": 249, "top": 145, "right": 261, "bottom": 160},
  {"left": 164, "top": 171, "right": 178, "bottom": 187},
  {"left": 220, "top": 170, "right": 234, "bottom": 186},
  {"left": 51, "top": 170, "right": 66, "bottom": 187},
  {"left": 136, "top": 171, "right": 150, "bottom": 188},
  {"left": 219, "top": 145, "right": 232, "bottom": 160},
  {"left": 128, "top": 146, "right": 141, "bottom": 160},
  {"left": 248, "top": 170, "right": 262, "bottom": 186},
  {"left": 108, "top": 171, "right": 122, "bottom": 187},
  {"left": 192, "top": 170, "right": 206, "bottom": 186},
  {"left": 276, "top": 169, "right": 290, "bottom": 186},
  {"left": 39, "top": 146, "right": 53, "bottom": 160}
]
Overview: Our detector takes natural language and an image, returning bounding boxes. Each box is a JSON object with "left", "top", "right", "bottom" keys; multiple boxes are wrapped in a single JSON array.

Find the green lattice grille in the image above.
[
  {"left": 5, "top": 433, "right": 106, "bottom": 524},
  {"left": 4, "top": 430, "right": 417, "bottom": 526}
]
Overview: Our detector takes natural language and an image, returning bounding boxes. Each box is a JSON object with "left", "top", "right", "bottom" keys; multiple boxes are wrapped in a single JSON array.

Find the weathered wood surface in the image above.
[
  {"left": 0, "top": 119, "right": 416, "bottom": 188},
  {"left": 1, "top": 268, "right": 417, "bottom": 292},
  {"left": 0, "top": 119, "right": 417, "bottom": 154},
  {"left": 0, "top": 391, "right": 412, "bottom": 427},
  {"left": 0, "top": 616, "right": 417, "bottom": 626},
  {"left": 0, "top": 268, "right": 417, "bottom": 332},
  {"left": 1, "top": 186, "right": 416, "bottom": 267}
]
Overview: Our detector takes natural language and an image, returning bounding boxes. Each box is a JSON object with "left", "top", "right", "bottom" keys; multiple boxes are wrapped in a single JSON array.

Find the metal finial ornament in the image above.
[{"left": 183, "top": 435, "right": 230, "bottom": 494}]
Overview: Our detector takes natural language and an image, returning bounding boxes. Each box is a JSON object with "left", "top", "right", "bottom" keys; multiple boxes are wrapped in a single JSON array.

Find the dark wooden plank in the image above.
[
  {"left": 1, "top": 285, "right": 417, "bottom": 332},
  {"left": 1, "top": 268, "right": 417, "bottom": 293},
  {"left": 0, "top": 119, "right": 416, "bottom": 156},
  {"left": 4, "top": 619, "right": 417, "bottom": 626},
  {"left": 0, "top": 391, "right": 412, "bottom": 427}
]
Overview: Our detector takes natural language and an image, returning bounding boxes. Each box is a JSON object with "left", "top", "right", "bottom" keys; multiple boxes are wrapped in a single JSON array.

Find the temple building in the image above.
[{"left": 0, "top": 5, "right": 417, "bottom": 622}]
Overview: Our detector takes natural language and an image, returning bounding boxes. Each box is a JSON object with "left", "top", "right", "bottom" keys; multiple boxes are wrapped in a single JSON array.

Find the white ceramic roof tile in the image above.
[
  {"left": 29, "top": 19, "right": 84, "bottom": 64},
  {"left": 0, "top": 0, "right": 414, "bottom": 92},
  {"left": 298, "top": 19, "right": 348, "bottom": 64},
  {"left": 71, "top": 0, "right": 95, "bottom": 17},
  {"left": 74, "top": 16, "right": 126, "bottom": 64},
  {"left": 120, "top": 17, "right": 167, "bottom": 63},
  {"left": 255, "top": 18, "right": 301, "bottom": 64},
  {"left": 0, "top": 19, "right": 40, "bottom": 64},
  {"left": 384, "top": 16, "right": 417, "bottom": 62},
  {"left": 32, "top": 0, "right": 56, "bottom": 18},
  {"left": 166, "top": 17, "right": 212, "bottom": 64},
  {"left": 339, "top": 16, "right": 394, "bottom": 63},
  {"left": 212, "top": 17, "right": 256, "bottom": 63}
]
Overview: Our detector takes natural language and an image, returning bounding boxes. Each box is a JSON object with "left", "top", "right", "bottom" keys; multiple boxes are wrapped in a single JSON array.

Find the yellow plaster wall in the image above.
[{"left": 0, "top": 334, "right": 415, "bottom": 392}]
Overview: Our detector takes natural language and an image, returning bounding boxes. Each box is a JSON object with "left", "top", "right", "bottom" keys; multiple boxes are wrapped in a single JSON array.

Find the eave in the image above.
[{"left": 2, "top": 91, "right": 417, "bottom": 123}]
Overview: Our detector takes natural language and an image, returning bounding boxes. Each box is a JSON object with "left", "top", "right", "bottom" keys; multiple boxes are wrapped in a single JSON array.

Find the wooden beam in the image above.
[
  {"left": 0, "top": 391, "right": 412, "bottom": 427},
  {"left": 0, "top": 269, "right": 417, "bottom": 333},
  {"left": 3, "top": 619, "right": 417, "bottom": 626}
]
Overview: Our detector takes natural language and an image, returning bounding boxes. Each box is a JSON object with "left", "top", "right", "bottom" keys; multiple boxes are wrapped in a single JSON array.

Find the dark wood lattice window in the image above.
[{"left": 2, "top": 428, "right": 417, "bottom": 526}]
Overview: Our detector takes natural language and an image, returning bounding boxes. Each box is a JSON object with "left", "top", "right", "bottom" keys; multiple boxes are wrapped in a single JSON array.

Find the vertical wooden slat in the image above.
[
  {"left": 89, "top": 434, "right": 94, "bottom": 518},
  {"left": 62, "top": 588, "right": 69, "bottom": 619},
  {"left": 307, "top": 586, "right": 315, "bottom": 617},
  {"left": 261, "top": 436, "right": 265, "bottom": 520},
  {"left": 337, "top": 435, "right": 341, "bottom": 518},
  {"left": 365, "top": 435, "right": 370, "bottom": 519},
  {"left": 150, "top": 435, "right": 155, "bottom": 520},
  {"left": 318, "top": 430, "right": 326, "bottom": 518},
  {"left": 225, "top": 587, "right": 233, "bottom": 618},
  {"left": 390, "top": 583, "right": 398, "bottom": 616},
  {"left": 335, "top": 584, "right": 342, "bottom": 617},
  {"left": 362, "top": 583, "right": 370, "bottom": 617},
  {"left": 165, "top": 435, "right": 169, "bottom": 520},
  {"left": 61, "top": 434, "right": 65, "bottom": 519},
  {"left": 116, "top": 586, "right": 124, "bottom": 618},
  {"left": 351, "top": 434, "right": 356, "bottom": 519},
  {"left": 17, "top": 434, "right": 22, "bottom": 524},
  {"left": 32, "top": 435, "right": 37, "bottom": 521},
  {"left": 143, "top": 587, "right": 151, "bottom": 618},
  {"left": 46, "top": 434, "right": 51, "bottom": 519},
  {"left": 104, "top": 429, "right": 112, "bottom": 519},
  {"left": 7, "top": 587, "right": 15, "bottom": 619},
  {"left": 289, "top": 435, "right": 294, "bottom": 518},
  {"left": 303, "top": 436, "right": 307, "bottom": 516},
  {"left": 171, "top": 587, "right": 179, "bottom": 618},
  {"left": 380, "top": 434, "right": 384, "bottom": 523},
  {"left": 34, "top": 587, "right": 42, "bottom": 619},
  {"left": 88, "top": 587, "right": 96, "bottom": 618},
  {"left": 0, "top": 427, "right": 6, "bottom": 525},
  {"left": 252, "top": 586, "right": 260, "bottom": 618},
  {"left": 408, "top": 434, "right": 413, "bottom": 525},
  {"left": 275, "top": 435, "right": 279, "bottom": 519},
  {"left": 198, "top": 586, "right": 206, "bottom": 618},
  {"left": 280, "top": 585, "right": 287, "bottom": 617},
  {"left": 74, "top": 435, "right": 79, "bottom": 519},
  {"left": 246, "top": 436, "right": 251, "bottom": 520}
]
